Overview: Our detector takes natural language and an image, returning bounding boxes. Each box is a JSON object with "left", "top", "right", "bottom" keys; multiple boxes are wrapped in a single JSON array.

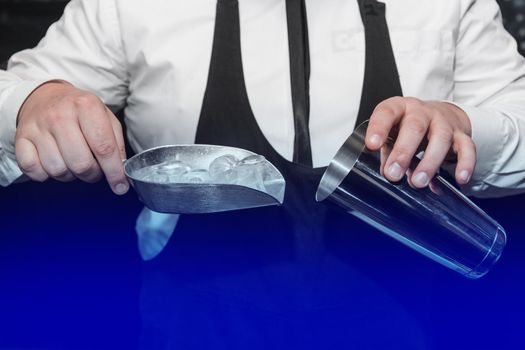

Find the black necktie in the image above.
[
  {"left": 286, "top": 0, "right": 313, "bottom": 166},
  {"left": 355, "top": 0, "right": 403, "bottom": 127},
  {"left": 285, "top": 0, "right": 403, "bottom": 165}
]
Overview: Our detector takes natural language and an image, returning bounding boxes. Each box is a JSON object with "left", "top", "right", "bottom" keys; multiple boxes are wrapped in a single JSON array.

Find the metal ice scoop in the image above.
[{"left": 124, "top": 144, "right": 286, "bottom": 214}]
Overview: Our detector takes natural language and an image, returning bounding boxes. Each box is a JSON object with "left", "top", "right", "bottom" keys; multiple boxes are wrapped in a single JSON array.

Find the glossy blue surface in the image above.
[{"left": 0, "top": 179, "right": 523, "bottom": 349}]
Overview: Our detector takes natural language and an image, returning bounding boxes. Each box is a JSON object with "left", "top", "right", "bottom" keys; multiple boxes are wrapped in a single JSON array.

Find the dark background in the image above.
[{"left": 0, "top": 1, "right": 524, "bottom": 349}]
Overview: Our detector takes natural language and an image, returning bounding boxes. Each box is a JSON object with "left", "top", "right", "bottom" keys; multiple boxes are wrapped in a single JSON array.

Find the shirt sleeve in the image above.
[
  {"left": 0, "top": 0, "right": 128, "bottom": 186},
  {"left": 452, "top": 0, "right": 525, "bottom": 198}
]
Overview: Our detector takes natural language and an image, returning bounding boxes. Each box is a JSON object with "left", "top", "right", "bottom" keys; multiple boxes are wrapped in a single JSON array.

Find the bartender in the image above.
[{"left": 1, "top": 0, "right": 525, "bottom": 198}]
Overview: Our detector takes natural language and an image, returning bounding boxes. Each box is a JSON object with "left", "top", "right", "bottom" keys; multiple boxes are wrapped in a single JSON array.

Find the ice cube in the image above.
[
  {"left": 209, "top": 154, "right": 239, "bottom": 180},
  {"left": 167, "top": 171, "right": 188, "bottom": 183},
  {"left": 147, "top": 161, "right": 191, "bottom": 183},
  {"left": 180, "top": 169, "right": 211, "bottom": 183},
  {"left": 237, "top": 154, "right": 265, "bottom": 166},
  {"left": 133, "top": 166, "right": 161, "bottom": 182},
  {"left": 155, "top": 160, "right": 191, "bottom": 173},
  {"left": 232, "top": 162, "right": 265, "bottom": 191},
  {"left": 212, "top": 168, "right": 237, "bottom": 184},
  {"left": 262, "top": 177, "right": 286, "bottom": 201},
  {"left": 248, "top": 162, "right": 285, "bottom": 199}
]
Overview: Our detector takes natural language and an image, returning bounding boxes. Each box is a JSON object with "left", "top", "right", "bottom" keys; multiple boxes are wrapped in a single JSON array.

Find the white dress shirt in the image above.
[{"left": 1, "top": 0, "right": 525, "bottom": 197}]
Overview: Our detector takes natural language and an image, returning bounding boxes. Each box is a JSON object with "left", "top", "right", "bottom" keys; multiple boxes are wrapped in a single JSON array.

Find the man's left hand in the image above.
[{"left": 365, "top": 97, "right": 475, "bottom": 188}]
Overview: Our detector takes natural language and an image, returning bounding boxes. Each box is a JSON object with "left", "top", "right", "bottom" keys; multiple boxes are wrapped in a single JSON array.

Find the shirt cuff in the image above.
[{"left": 0, "top": 80, "right": 50, "bottom": 186}]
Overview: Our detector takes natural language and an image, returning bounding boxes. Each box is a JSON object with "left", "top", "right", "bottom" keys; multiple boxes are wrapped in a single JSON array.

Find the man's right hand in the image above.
[{"left": 15, "top": 82, "right": 129, "bottom": 195}]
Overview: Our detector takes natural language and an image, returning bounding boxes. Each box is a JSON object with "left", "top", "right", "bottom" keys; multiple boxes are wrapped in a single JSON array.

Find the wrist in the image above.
[{"left": 17, "top": 80, "right": 73, "bottom": 126}]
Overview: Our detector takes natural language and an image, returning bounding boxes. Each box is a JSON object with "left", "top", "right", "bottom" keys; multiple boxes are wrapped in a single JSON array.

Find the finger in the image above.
[
  {"left": 34, "top": 134, "right": 76, "bottom": 182},
  {"left": 383, "top": 114, "right": 430, "bottom": 182},
  {"left": 428, "top": 179, "right": 443, "bottom": 195},
  {"left": 107, "top": 109, "right": 127, "bottom": 161},
  {"left": 15, "top": 137, "right": 49, "bottom": 182},
  {"left": 453, "top": 133, "right": 476, "bottom": 185},
  {"left": 77, "top": 101, "right": 128, "bottom": 195},
  {"left": 365, "top": 96, "right": 406, "bottom": 150},
  {"left": 411, "top": 124, "right": 454, "bottom": 188},
  {"left": 50, "top": 119, "right": 103, "bottom": 183},
  {"left": 379, "top": 143, "right": 393, "bottom": 177},
  {"left": 405, "top": 168, "right": 416, "bottom": 189}
]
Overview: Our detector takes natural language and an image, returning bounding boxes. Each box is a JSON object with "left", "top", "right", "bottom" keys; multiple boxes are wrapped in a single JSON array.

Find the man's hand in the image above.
[
  {"left": 365, "top": 97, "right": 475, "bottom": 188},
  {"left": 15, "top": 82, "right": 129, "bottom": 195}
]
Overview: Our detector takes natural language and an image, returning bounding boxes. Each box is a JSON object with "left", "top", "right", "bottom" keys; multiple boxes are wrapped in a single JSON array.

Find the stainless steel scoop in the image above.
[{"left": 124, "top": 144, "right": 286, "bottom": 214}]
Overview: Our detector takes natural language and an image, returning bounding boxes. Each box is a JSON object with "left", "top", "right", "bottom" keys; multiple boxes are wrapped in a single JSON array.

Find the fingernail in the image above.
[
  {"left": 368, "top": 134, "right": 382, "bottom": 148},
  {"left": 459, "top": 170, "right": 470, "bottom": 183},
  {"left": 387, "top": 162, "right": 403, "bottom": 180},
  {"left": 115, "top": 182, "right": 129, "bottom": 195},
  {"left": 413, "top": 172, "right": 430, "bottom": 187}
]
